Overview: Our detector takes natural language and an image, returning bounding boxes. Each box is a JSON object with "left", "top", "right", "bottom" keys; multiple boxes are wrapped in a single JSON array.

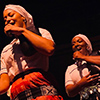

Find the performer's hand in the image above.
[
  {"left": 73, "top": 51, "right": 84, "bottom": 60},
  {"left": 79, "top": 72, "right": 100, "bottom": 88},
  {"left": 4, "top": 24, "right": 23, "bottom": 37}
]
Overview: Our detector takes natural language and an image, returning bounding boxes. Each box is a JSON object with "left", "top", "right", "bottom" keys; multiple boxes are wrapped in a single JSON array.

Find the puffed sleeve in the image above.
[
  {"left": 65, "top": 66, "right": 74, "bottom": 87},
  {"left": 0, "top": 52, "right": 8, "bottom": 75},
  {"left": 39, "top": 28, "right": 54, "bottom": 41}
]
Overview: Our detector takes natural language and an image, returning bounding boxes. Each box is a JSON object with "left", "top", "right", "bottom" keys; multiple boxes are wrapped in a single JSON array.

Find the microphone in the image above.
[
  {"left": 19, "top": 34, "right": 36, "bottom": 56},
  {"left": 76, "top": 59, "right": 82, "bottom": 67},
  {"left": 7, "top": 31, "right": 14, "bottom": 38},
  {"left": 73, "top": 49, "right": 82, "bottom": 66},
  {"left": 8, "top": 31, "right": 12, "bottom": 35},
  {"left": 73, "top": 58, "right": 82, "bottom": 67}
]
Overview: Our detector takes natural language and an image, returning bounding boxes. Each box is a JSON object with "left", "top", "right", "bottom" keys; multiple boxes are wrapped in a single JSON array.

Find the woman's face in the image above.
[
  {"left": 72, "top": 36, "right": 88, "bottom": 55},
  {"left": 3, "top": 9, "right": 26, "bottom": 28}
]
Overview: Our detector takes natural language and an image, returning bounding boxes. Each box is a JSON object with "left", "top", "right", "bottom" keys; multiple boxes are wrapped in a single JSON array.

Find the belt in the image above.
[
  {"left": 12, "top": 68, "right": 58, "bottom": 100},
  {"left": 14, "top": 85, "right": 58, "bottom": 100},
  {"left": 13, "top": 68, "right": 43, "bottom": 83}
]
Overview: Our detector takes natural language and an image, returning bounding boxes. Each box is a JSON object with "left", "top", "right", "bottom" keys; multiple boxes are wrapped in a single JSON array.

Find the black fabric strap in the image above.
[
  {"left": 14, "top": 85, "right": 58, "bottom": 100},
  {"left": 13, "top": 68, "right": 43, "bottom": 83},
  {"left": 14, "top": 87, "right": 41, "bottom": 100}
]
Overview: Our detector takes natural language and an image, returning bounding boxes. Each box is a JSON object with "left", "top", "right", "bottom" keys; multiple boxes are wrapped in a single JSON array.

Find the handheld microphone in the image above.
[
  {"left": 7, "top": 31, "right": 14, "bottom": 38},
  {"left": 19, "top": 34, "right": 36, "bottom": 56},
  {"left": 73, "top": 49, "right": 82, "bottom": 66},
  {"left": 8, "top": 31, "right": 12, "bottom": 35},
  {"left": 73, "top": 57, "right": 82, "bottom": 67},
  {"left": 73, "top": 58, "right": 82, "bottom": 67}
]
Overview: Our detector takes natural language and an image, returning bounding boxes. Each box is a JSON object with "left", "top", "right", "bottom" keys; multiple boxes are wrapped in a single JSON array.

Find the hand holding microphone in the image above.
[
  {"left": 73, "top": 51, "right": 83, "bottom": 67},
  {"left": 73, "top": 51, "right": 84, "bottom": 60},
  {"left": 4, "top": 24, "right": 22, "bottom": 38},
  {"left": 7, "top": 31, "right": 13, "bottom": 37},
  {"left": 4, "top": 24, "right": 14, "bottom": 37}
]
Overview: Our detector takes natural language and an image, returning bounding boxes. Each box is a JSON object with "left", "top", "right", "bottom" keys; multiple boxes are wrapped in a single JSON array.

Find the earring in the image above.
[{"left": 23, "top": 19, "right": 27, "bottom": 23}]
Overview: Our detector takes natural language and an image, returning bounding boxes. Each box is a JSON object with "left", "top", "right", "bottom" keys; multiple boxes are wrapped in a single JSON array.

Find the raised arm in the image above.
[
  {"left": 4, "top": 25, "right": 55, "bottom": 56},
  {"left": 73, "top": 51, "right": 100, "bottom": 66},
  {"left": 22, "top": 28, "right": 55, "bottom": 56}
]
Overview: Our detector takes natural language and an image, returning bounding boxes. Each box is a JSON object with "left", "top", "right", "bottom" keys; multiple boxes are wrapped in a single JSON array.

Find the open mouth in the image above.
[
  {"left": 10, "top": 21, "right": 15, "bottom": 25},
  {"left": 7, "top": 20, "right": 15, "bottom": 25},
  {"left": 75, "top": 47, "right": 82, "bottom": 52},
  {"left": 77, "top": 48, "right": 81, "bottom": 51}
]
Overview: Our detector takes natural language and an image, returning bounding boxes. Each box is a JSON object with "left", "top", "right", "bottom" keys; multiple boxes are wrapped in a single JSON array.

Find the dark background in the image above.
[{"left": 1, "top": 0, "right": 100, "bottom": 100}]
